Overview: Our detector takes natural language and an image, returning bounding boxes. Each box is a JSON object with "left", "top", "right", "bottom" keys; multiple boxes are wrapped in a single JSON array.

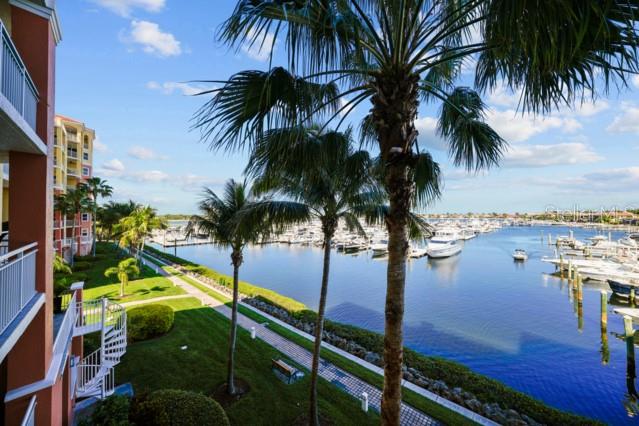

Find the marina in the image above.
[{"left": 152, "top": 224, "right": 639, "bottom": 424}]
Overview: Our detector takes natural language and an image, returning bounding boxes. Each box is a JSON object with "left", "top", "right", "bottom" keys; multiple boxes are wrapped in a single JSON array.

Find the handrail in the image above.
[
  {"left": 20, "top": 395, "right": 36, "bottom": 426},
  {"left": 53, "top": 291, "right": 76, "bottom": 358},
  {"left": 0, "top": 20, "right": 39, "bottom": 130},
  {"left": 0, "top": 241, "right": 37, "bottom": 264}
]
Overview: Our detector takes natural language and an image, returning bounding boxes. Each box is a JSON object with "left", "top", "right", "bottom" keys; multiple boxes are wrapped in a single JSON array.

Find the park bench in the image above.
[{"left": 271, "top": 358, "right": 304, "bottom": 384}]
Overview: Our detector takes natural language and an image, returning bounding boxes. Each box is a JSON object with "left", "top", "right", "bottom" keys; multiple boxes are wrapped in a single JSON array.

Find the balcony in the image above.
[
  {"left": 67, "top": 149, "right": 78, "bottom": 160},
  {"left": 0, "top": 242, "right": 44, "bottom": 363},
  {"left": 0, "top": 21, "right": 45, "bottom": 156}
]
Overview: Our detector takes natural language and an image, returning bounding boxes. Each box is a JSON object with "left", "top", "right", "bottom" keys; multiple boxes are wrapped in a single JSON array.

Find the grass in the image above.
[
  {"left": 71, "top": 243, "right": 186, "bottom": 304},
  {"left": 116, "top": 297, "right": 379, "bottom": 425},
  {"left": 163, "top": 265, "right": 476, "bottom": 425}
]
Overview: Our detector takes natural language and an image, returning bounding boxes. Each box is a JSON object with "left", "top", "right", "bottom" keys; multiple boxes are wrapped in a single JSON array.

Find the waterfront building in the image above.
[
  {"left": 53, "top": 115, "right": 95, "bottom": 258},
  {"left": 0, "top": 2, "right": 126, "bottom": 424}
]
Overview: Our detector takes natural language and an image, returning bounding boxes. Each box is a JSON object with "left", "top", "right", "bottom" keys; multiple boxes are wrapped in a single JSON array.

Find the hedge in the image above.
[
  {"left": 144, "top": 245, "right": 597, "bottom": 425},
  {"left": 127, "top": 304, "right": 175, "bottom": 342},
  {"left": 72, "top": 261, "right": 92, "bottom": 271},
  {"left": 145, "top": 246, "right": 307, "bottom": 313},
  {"left": 80, "top": 394, "right": 130, "bottom": 426},
  {"left": 130, "top": 389, "right": 229, "bottom": 426},
  {"left": 54, "top": 272, "right": 88, "bottom": 288}
]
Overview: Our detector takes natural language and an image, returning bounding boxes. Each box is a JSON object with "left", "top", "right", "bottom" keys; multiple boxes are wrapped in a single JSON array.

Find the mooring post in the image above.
[
  {"left": 625, "top": 316, "right": 636, "bottom": 370},
  {"left": 568, "top": 261, "right": 573, "bottom": 281},
  {"left": 251, "top": 326, "right": 256, "bottom": 339},
  {"left": 600, "top": 291, "right": 608, "bottom": 327}
]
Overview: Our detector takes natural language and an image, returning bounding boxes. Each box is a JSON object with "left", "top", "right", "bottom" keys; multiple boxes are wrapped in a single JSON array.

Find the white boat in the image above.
[
  {"left": 460, "top": 228, "right": 476, "bottom": 240},
  {"left": 370, "top": 240, "right": 388, "bottom": 256},
  {"left": 512, "top": 249, "right": 528, "bottom": 261},
  {"left": 426, "top": 239, "right": 462, "bottom": 258},
  {"left": 409, "top": 247, "right": 428, "bottom": 258}
]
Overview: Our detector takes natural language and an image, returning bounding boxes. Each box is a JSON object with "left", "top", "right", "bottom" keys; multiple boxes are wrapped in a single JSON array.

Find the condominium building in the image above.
[
  {"left": 0, "top": 2, "right": 126, "bottom": 425},
  {"left": 53, "top": 115, "right": 94, "bottom": 258}
]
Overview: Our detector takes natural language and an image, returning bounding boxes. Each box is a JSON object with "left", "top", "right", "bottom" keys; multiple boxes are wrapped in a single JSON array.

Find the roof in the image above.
[{"left": 55, "top": 114, "right": 82, "bottom": 124}]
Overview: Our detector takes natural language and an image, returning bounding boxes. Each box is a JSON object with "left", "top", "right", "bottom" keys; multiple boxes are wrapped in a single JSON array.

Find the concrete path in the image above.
[
  {"left": 121, "top": 294, "right": 193, "bottom": 308},
  {"left": 139, "top": 253, "right": 439, "bottom": 425}
]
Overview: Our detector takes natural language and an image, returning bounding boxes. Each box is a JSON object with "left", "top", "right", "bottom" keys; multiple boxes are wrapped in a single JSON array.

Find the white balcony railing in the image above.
[
  {"left": 0, "top": 242, "right": 37, "bottom": 335},
  {"left": 0, "top": 22, "right": 38, "bottom": 130},
  {"left": 67, "top": 150, "right": 78, "bottom": 159},
  {"left": 20, "top": 395, "right": 36, "bottom": 426}
]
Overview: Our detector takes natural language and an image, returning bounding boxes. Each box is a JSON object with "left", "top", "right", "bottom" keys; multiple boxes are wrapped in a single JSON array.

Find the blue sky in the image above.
[{"left": 56, "top": 0, "right": 639, "bottom": 214}]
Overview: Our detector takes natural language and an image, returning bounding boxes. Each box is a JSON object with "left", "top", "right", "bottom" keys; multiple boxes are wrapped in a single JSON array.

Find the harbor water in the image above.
[{"left": 153, "top": 226, "right": 636, "bottom": 424}]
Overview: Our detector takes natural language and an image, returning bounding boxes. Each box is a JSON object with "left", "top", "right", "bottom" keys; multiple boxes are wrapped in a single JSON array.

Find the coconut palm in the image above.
[
  {"left": 54, "top": 193, "right": 73, "bottom": 258},
  {"left": 80, "top": 177, "right": 113, "bottom": 257},
  {"left": 97, "top": 200, "right": 140, "bottom": 242},
  {"left": 104, "top": 257, "right": 140, "bottom": 297},
  {"left": 246, "top": 126, "right": 435, "bottom": 424},
  {"left": 185, "top": 180, "right": 301, "bottom": 396},
  {"left": 118, "top": 206, "right": 167, "bottom": 259},
  {"left": 65, "top": 187, "right": 92, "bottom": 266},
  {"left": 198, "top": 2, "right": 639, "bottom": 422}
]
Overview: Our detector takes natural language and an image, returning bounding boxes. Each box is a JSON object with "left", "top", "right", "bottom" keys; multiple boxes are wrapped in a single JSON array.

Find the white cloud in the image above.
[
  {"left": 146, "top": 81, "right": 214, "bottom": 96},
  {"left": 102, "top": 158, "right": 125, "bottom": 172},
  {"left": 606, "top": 104, "right": 639, "bottom": 135},
  {"left": 485, "top": 109, "right": 577, "bottom": 143},
  {"left": 125, "top": 20, "right": 181, "bottom": 58},
  {"left": 93, "top": 137, "right": 108, "bottom": 153},
  {"left": 241, "top": 28, "right": 275, "bottom": 62},
  {"left": 633, "top": 75, "right": 639, "bottom": 89},
  {"left": 415, "top": 116, "right": 446, "bottom": 150},
  {"left": 502, "top": 143, "right": 602, "bottom": 168},
  {"left": 571, "top": 100, "right": 609, "bottom": 117},
  {"left": 127, "top": 170, "right": 170, "bottom": 182},
  {"left": 127, "top": 145, "right": 168, "bottom": 160},
  {"left": 534, "top": 167, "right": 639, "bottom": 194},
  {"left": 93, "top": 0, "right": 165, "bottom": 16}
]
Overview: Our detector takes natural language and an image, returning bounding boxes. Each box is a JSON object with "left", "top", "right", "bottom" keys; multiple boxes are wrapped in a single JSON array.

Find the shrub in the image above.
[
  {"left": 88, "top": 394, "right": 130, "bottom": 426},
  {"left": 55, "top": 272, "right": 88, "bottom": 288},
  {"left": 127, "top": 304, "right": 174, "bottom": 342},
  {"left": 130, "top": 389, "right": 229, "bottom": 426},
  {"left": 72, "top": 261, "right": 92, "bottom": 271}
]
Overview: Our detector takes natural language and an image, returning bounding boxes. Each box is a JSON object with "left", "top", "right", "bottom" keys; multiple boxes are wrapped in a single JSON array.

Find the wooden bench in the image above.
[{"left": 271, "top": 359, "right": 304, "bottom": 384}]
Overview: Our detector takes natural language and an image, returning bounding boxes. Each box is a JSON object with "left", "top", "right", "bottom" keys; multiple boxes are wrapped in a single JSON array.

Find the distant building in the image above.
[{"left": 53, "top": 115, "right": 95, "bottom": 258}]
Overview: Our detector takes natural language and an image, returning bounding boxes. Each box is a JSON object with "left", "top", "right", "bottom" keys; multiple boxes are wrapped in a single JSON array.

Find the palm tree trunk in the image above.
[
  {"left": 374, "top": 73, "right": 419, "bottom": 426},
  {"left": 309, "top": 229, "right": 334, "bottom": 425},
  {"left": 227, "top": 249, "right": 242, "bottom": 395},
  {"left": 92, "top": 206, "right": 97, "bottom": 257}
]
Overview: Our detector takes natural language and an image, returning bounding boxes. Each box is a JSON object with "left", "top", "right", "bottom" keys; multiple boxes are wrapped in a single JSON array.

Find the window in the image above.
[
  {"left": 83, "top": 152, "right": 89, "bottom": 161},
  {"left": 82, "top": 213, "right": 89, "bottom": 222},
  {"left": 81, "top": 228, "right": 89, "bottom": 237},
  {"left": 83, "top": 136, "right": 89, "bottom": 149},
  {"left": 82, "top": 166, "right": 89, "bottom": 176}
]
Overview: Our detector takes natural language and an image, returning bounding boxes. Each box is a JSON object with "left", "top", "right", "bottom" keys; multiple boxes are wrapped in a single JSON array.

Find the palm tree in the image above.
[
  {"left": 104, "top": 257, "right": 140, "bottom": 297},
  {"left": 54, "top": 193, "right": 73, "bottom": 258},
  {"left": 199, "top": 3, "right": 639, "bottom": 422},
  {"left": 246, "top": 127, "right": 429, "bottom": 425},
  {"left": 65, "top": 187, "right": 92, "bottom": 266},
  {"left": 81, "top": 177, "right": 113, "bottom": 257},
  {"left": 53, "top": 254, "right": 72, "bottom": 275},
  {"left": 185, "top": 180, "right": 297, "bottom": 396},
  {"left": 118, "top": 206, "right": 167, "bottom": 259},
  {"left": 97, "top": 200, "right": 140, "bottom": 242}
]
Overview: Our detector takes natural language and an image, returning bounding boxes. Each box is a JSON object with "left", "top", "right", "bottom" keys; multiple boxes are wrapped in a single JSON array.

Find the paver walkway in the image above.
[{"left": 139, "top": 253, "right": 438, "bottom": 426}]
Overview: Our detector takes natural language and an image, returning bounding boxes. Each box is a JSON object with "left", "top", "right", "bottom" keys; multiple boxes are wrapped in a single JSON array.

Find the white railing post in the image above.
[{"left": 100, "top": 298, "right": 107, "bottom": 365}]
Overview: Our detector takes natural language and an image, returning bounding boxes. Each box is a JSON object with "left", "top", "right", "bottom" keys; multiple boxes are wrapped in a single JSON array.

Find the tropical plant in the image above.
[
  {"left": 65, "top": 187, "right": 92, "bottom": 266},
  {"left": 97, "top": 200, "right": 140, "bottom": 242},
  {"left": 104, "top": 257, "right": 140, "bottom": 297},
  {"left": 198, "top": 2, "right": 639, "bottom": 422},
  {"left": 246, "top": 127, "right": 393, "bottom": 423},
  {"left": 185, "top": 180, "right": 295, "bottom": 396},
  {"left": 53, "top": 254, "right": 72, "bottom": 275},
  {"left": 118, "top": 206, "right": 167, "bottom": 259},
  {"left": 80, "top": 177, "right": 113, "bottom": 257}
]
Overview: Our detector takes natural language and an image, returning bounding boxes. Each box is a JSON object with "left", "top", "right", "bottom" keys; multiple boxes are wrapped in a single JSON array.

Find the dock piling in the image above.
[{"left": 600, "top": 291, "right": 608, "bottom": 327}]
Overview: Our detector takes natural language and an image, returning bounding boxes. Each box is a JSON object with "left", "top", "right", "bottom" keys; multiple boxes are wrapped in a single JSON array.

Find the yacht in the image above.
[
  {"left": 426, "top": 239, "right": 462, "bottom": 258},
  {"left": 460, "top": 228, "right": 476, "bottom": 240},
  {"left": 370, "top": 240, "right": 389, "bottom": 256}
]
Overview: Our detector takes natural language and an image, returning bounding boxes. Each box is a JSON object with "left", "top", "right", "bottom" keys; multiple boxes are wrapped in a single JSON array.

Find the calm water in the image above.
[{"left": 154, "top": 226, "right": 638, "bottom": 424}]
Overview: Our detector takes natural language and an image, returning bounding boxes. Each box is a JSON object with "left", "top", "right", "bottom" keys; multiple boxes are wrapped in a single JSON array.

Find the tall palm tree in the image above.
[
  {"left": 185, "top": 180, "right": 299, "bottom": 396},
  {"left": 198, "top": 2, "right": 639, "bottom": 422},
  {"left": 65, "top": 187, "right": 92, "bottom": 266},
  {"left": 98, "top": 200, "right": 140, "bottom": 241},
  {"left": 246, "top": 127, "right": 435, "bottom": 424},
  {"left": 80, "top": 177, "right": 113, "bottom": 257},
  {"left": 54, "top": 193, "right": 73, "bottom": 258},
  {"left": 118, "top": 206, "right": 167, "bottom": 259}
]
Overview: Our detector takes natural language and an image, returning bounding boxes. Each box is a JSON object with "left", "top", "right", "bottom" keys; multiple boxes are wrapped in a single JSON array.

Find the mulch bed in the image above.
[{"left": 211, "top": 378, "right": 251, "bottom": 408}]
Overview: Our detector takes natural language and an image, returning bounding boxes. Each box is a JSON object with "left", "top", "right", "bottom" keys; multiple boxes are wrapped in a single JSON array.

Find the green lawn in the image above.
[
  {"left": 167, "top": 267, "right": 475, "bottom": 426},
  {"left": 116, "top": 297, "right": 379, "bottom": 425},
  {"left": 73, "top": 243, "right": 186, "bottom": 304}
]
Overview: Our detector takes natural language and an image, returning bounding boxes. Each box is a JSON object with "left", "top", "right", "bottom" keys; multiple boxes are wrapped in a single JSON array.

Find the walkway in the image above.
[{"left": 139, "top": 253, "right": 438, "bottom": 425}]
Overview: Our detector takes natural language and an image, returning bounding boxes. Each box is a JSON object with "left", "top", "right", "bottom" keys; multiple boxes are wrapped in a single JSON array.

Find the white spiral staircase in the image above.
[{"left": 73, "top": 298, "right": 127, "bottom": 399}]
